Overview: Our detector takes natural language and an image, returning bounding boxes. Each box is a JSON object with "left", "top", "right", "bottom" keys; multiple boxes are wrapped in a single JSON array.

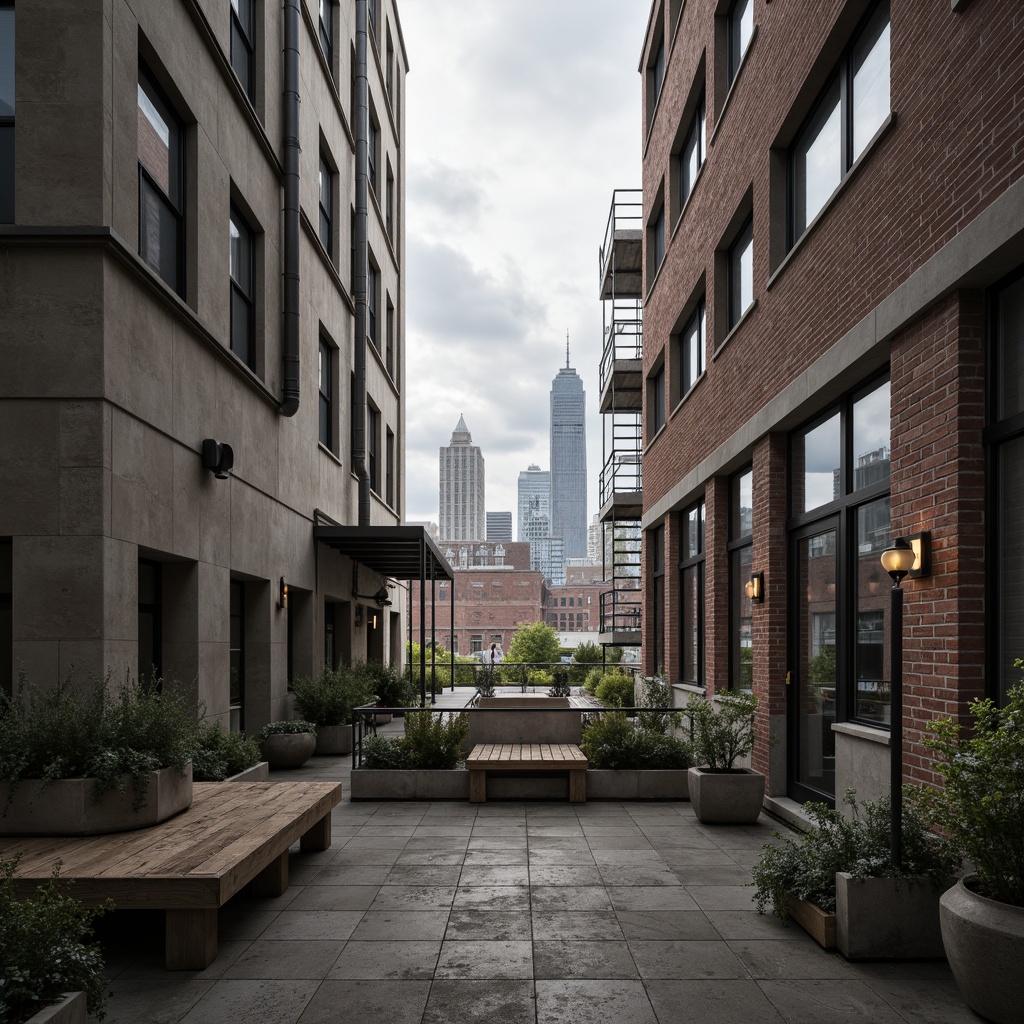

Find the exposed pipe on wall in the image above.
[
  {"left": 280, "top": 0, "right": 301, "bottom": 417},
  {"left": 352, "top": 0, "right": 372, "bottom": 525}
]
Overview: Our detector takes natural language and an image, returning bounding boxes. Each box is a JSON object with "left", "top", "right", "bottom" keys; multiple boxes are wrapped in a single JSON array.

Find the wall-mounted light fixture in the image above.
[
  {"left": 745, "top": 571, "right": 765, "bottom": 603},
  {"left": 201, "top": 439, "right": 234, "bottom": 480},
  {"left": 354, "top": 584, "right": 392, "bottom": 606},
  {"left": 355, "top": 604, "right": 363, "bottom": 627},
  {"left": 278, "top": 577, "right": 289, "bottom": 610}
]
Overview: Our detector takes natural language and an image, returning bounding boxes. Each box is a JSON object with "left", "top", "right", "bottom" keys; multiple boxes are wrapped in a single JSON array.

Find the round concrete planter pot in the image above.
[
  {"left": 314, "top": 724, "right": 354, "bottom": 756},
  {"left": 260, "top": 733, "right": 316, "bottom": 770},
  {"left": 24, "top": 991, "right": 88, "bottom": 1024},
  {"left": 687, "top": 766, "right": 765, "bottom": 824},
  {"left": 223, "top": 761, "right": 269, "bottom": 782},
  {"left": 940, "top": 877, "right": 1024, "bottom": 1024},
  {"left": 0, "top": 764, "right": 193, "bottom": 836}
]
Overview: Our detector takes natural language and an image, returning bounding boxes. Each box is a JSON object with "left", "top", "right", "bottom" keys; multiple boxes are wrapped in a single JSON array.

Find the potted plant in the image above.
[
  {"left": 256, "top": 720, "right": 317, "bottom": 770},
  {"left": 0, "top": 673, "right": 196, "bottom": 836},
  {"left": 353, "top": 660, "right": 416, "bottom": 722},
  {"left": 914, "top": 678, "right": 1024, "bottom": 1023},
  {"left": 751, "top": 791, "right": 959, "bottom": 956},
  {"left": 191, "top": 721, "right": 264, "bottom": 781},
  {"left": 0, "top": 857, "right": 109, "bottom": 1024},
  {"left": 292, "top": 667, "right": 374, "bottom": 755},
  {"left": 685, "top": 690, "right": 763, "bottom": 824}
]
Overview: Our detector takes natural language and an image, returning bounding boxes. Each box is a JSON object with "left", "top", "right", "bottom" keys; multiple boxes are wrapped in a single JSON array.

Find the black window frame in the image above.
[
  {"left": 229, "top": 579, "right": 245, "bottom": 732},
  {"left": 318, "top": 0, "right": 334, "bottom": 76},
  {"left": 679, "top": 93, "right": 705, "bottom": 209},
  {"left": 367, "top": 259, "right": 378, "bottom": 348},
  {"left": 728, "top": 216, "right": 753, "bottom": 329},
  {"left": 367, "top": 405, "right": 380, "bottom": 493},
  {"left": 649, "top": 32, "right": 665, "bottom": 116},
  {"left": 386, "top": 426, "right": 395, "bottom": 507},
  {"left": 138, "top": 558, "right": 163, "bottom": 685},
  {"left": 385, "top": 295, "right": 395, "bottom": 379},
  {"left": 728, "top": 0, "right": 753, "bottom": 85},
  {"left": 677, "top": 297, "right": 706, "bottom": 399},
  {"left": 318, "top": 151, "right": 333, "bottom": 258},
  {"left": 679, "top": 499, "right": 706, "bottom": 687},
  {"left": 0, "top": 3, "right": 14, "bottom": 225},
  {"left": 229, "top": 204, "right": 255, "bottom": 368},
  {"left": 651, "top": 524, "right": 665, "bottom": 674},
  {"left": 318, "top": 335, "right": 333, "bottom": 451},
  {"left": 648, "top": 363, "right": 665, "bottom": 438},
  {"left": 649, "top": 203, "right": 666, "bottom": 283},
  {"left": 367, "top": 0, "right": 378, "bottom": 40},
  {"left": 368, "top": 108, "right": 379, "bottom": 196},
  {"left": 728, "top": 467, "right": 754, "bottom": 691},
  {"left": 230, "top": 0, "right": 255, "bottom": 102}
]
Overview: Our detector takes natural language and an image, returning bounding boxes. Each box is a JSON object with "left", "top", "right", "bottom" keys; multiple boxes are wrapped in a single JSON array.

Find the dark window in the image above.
[
  {"left": 651, "top": 525, "right": 665, "bottom": 673},
  {"left": 318, "top": 152, "right": 333, "bottom": 257},
  {"left": 138, "top": 68, "right": 184, "bottom": 296},
  {"left": 649, "top": 204, "right": 665, "bottom": 281},
  {"left": 680, "top": 95, "right": 705, "bottom": 208},
  {"left": 138, "top": 559, "right": 162, "bottom": 684},
  {"left": 679, "top": 298, "right": 706, "bottom": 396},
  {"left": 649, "top": 365, "right": 665, "bottom": 437},
  {"left": 319, "top": 336, "right": 332, "bottom": 449},
  {"left": 680, "top": 500, "right": 705, "bottom": 686},
  {"left": 729, "top": 468, "right": 753, "bottom": 690},
  {"left": 728, "top": 0, "right": 753, "bottom": 84},
  {"left": 386, "top": 165, "right": 394, "bottom": 240},
  {"left": 386, "top": 427, "right": 395, "bottom": 507},
  {"left": 367, "top": 0, "right": 378, "bottom": 39},
  {"left": 368, "top": 406, "right": 379, "bottom": 492},
  {"left": 367, "top": 261, "right": 378, "bottom": 347},
  {"left": 385, "top": 30, "right": 394, "bottom": 102},
  {"left": 368, "top": 110, "right": 378, "bottom": 195},
  {"left": 385, "top": 296, "right": 395, "bottom": 378},
  {"left": 318, "top": 0, "right": 333, "bottom": 74},
  {"left": 229, "top": 579, "right": 245, "bottom": 732},
  {"left": 649, "top": 34, "right": 665, "bottom": 111},
  {"left": 0, "top": 538, "right": 11, "bottom": 697},
  {"left": 728, "top": 217, "right": 753, "bottom": 328},
  {"left": 229, "top": 206, "right": 254, "bottom": 367},
  {"left": 0, "top": 4, "right": 14, "bottom": 224},
  {"left": 790, "top": 1, "right": 889, "bottom": 243},
  {"left": 230, "top": 0, "right": 255, "bottom": 101}
]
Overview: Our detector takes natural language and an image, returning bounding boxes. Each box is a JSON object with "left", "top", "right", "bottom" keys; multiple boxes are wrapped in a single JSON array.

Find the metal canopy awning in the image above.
[
  {"left": 313, "top": 524, "right": 454, "bottom": 581},
  {"left": 313, "top": 524, "right": 455, "bottom": 706}
]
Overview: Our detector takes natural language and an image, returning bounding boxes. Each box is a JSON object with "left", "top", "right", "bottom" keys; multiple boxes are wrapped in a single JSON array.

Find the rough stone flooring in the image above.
[{"left": 97, "top": 777, "right": 979, "bottom": 1023}]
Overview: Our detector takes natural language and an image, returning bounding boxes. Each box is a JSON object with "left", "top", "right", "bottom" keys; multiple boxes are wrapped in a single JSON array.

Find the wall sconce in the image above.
[
  {"left": 201, "top": 439, "right": 234, "bottom": 480},
  {"left": 745, "top": 571, "right": 765, "bottom": 603},
  {"left": 906, "top": 531, "right": 931, "bottom": 578},
  {"left": 371, "top": 612, "right": 378, "bottom": 630},
  {"left": 355, "top": 605, "right": 363, "bottom": 627},
  {"left": 278, "top": 577, "right": 289, "bottom": 610}
]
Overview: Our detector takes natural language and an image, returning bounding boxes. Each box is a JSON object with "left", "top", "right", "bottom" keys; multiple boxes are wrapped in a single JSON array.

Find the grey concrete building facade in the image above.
[
  {"left": 549, "top": 355, "right": 588, "bottom": 560},
  {"left": 438, "top": 415, "right": 485, "bottom": 542},
  {"left": 0, "top": 0, "right": 409, "bottom": 732},
  {"left": 485, "top": 511, "right": 512, "bottom": 542}
]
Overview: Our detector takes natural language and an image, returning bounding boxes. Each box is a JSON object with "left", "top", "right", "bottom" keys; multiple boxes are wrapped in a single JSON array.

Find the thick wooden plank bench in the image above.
[
  {"left": 466, "top": 743, "right": 588, "bottom": 803},
  {"left": 2, "top": 781, "right": 343, "bottom": 970}
]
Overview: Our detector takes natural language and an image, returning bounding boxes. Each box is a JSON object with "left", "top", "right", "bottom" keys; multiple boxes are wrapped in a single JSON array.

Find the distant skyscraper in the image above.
[
  {"left": 550, "top": 345, "right": 587, "bottom": 560},
  {"left": 486, "top": 512, "right": 513, "bottom": 542},
  {"left": 517, "top": 465, "right": 550, "bottom": 543},
  {"left": 439, "top": 415, "right": 485, "bottom": 541}
]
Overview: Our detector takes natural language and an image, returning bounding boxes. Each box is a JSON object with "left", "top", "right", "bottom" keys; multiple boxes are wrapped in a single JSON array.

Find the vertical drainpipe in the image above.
[
  {"left": 280, "top": 0, "right": 301, "bottom": 417},
  {"left": 353, "top": 0, "right": 372, "bottom": 525}
]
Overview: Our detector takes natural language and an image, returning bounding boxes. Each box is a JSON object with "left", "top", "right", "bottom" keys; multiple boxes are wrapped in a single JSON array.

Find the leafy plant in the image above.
[
  {"left": 687, "top": 690, "right": 757, "bottom": 770},
  {"left": 359, "top": 712, "right": 468, "bottom": 770},
  {"left": 580, "top": 712, "right": 692, "bottom": 770},
  {"left": 0, "top": 857, "right": 110, "bottom": 1023},
  {"left": 256, "top": 720, "right": 317, "bottom": 740},
  {"left": 636, "top": 673, "right": 681, "bottom": 734},
  {"left": 504, "top": 622, "right": 561, "bottom": 667},
  {"left": 191, "top": 722, "right": 261, "bottom": 782},
  {"left": 569, "top": 642, "right": 604, "bottom": 684},
  {"left": 0, "top": 672, "right": 197, "bottom": 811},
  {"left": 913, "top": 676, "right": 1024, "bottom": 907},
  {"left": 361, "top": 735, "right": 410, "bottom": 770},
  {"left": 594, "top": 671, "right": 635, "bottom": 709},
  {"left": 405, "top": 643, "right": 477, "bottom": 688},
  {"left": 352, "top": 661, "right": 417, "bottom": 709},
  {"left": 292, "top": 667, "right": 375, "bottom": 726},
  {"left": 475, "top": 676, "right": 496, "bottom": 698},
  {"left": 548, "top": 672, "right": 572, "bottom": 698},
  {"left": 526, "top": 669, "right": 554, "bottom": 688},
  {"left": 752, "top": 791, "right": 960, "bottom": 919}
]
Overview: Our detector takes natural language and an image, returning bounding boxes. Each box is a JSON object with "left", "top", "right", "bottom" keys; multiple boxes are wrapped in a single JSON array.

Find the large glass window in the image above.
[
  {"left": 229, "top": 206, "right": 254, "bottom": 367},
  {"left": 230, "top": 580, "right": 244, "bottom": 732},
  {"left": 138, "top": 559, "right": 162, "bottom": 684},
  {"left": 729, "top": 217, "right": 754, "bottom": 328},
  {"left": 318, "top": 152, "right": 333, "bottom": 258},
  {"left": 230, "top": 0, "right": 255, "bottom": 101},
  {"left": 680, "top": 96, "right": 705, "bottom": 208},
  {"left": 651, "top": 525, "right": 665, "bottom": 673},
  {"left": 679, "top": 299, "right": 705, "bottom": 397},
  {"left": 649, "top": 204, "right": 665, "bottom": 281},
  {"left": 649, "top": 34, "right": 665, "bottom": 112},
  {"left": 790, "top": 1, "right": 889, "bottom": 242},
  {"left": 728, "top": 0, "right": 753, "bottom": 84},
  {"left": 0, "top": 4, "right": 14, "bottom": 224},
  {"left": 729, "top": 469, "right": 754, "bottom": 690},
  {"left": 648, "top": 365, "right": 665, "bottom": 437},
  {"left": 318, "top": 0, "right": 333, "bottom": 74},
  {"left": 318, "top": 337, "right": 332, "bottom": 450},
  {"left": 680, "top": 500, "right": 706, "bottom": 686},
  {"left": 367, "top": 261, "right": 378, "bottom": 347},
  {"left": 368, "top": 109, "right": 379, "bottom": 196},
  {"left": 368, "top": 406, "right": 379, "bottom": 492},
  {"left": 138, "top": 69, "right": 184, "bottom": 296}
]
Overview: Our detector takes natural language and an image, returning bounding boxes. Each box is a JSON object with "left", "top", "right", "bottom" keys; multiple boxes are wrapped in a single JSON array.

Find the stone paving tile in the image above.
[
  {"left": 308, "top": 863, "right": 392, "bottom": 885},
  {"left": 460, "top": 864, "right": 532, "bottom": 885},
  {"left": 862, "top": 979, "right": 982, "bottom": 1023},
  {"left": 258, "top": 910, "right": 363, "bottom": 941},
  {"left": 435, "top": 939, "right": 535, "bottom": 979},
  {"left": 327, "top": 847, "right": 403, "bottom": 865},
  {"left": 348, "top": 909, "right": 450, "bottom": 941},
  {"left": 528, "top": 846, "right": 597, "bottom": 864},
  {"left": 628, "top": 939, "right": 749, "bottom": 980},
  {"left": 728, "top": 940, "right": 860, "bottom": 980},
  {"left": 403, "top": 835, "right": 470, "bottom": 850},
  {"left": 445, "top": 909, "right": 534, "bottom": 940},
  {"left": 673, "top": 862, "right": 753, "bottom": 885},
  {"left": 342, "top": 835, "right": 411, "bottom": 849},
  {"left": 686, "top": 884, "right": 760, "bottom": 911},
  {"left": 584, "top": 835, "right": 658, "bottom": 851},
  {"left": 465, "top": 848, "right": 530, "bottom": 865},
  {"left": 531, "top": 885, "right": 614, "bottom": 912},
  {"left": 703, "top": 909, "right": 809, "bottom": 941},
  {"left": 598, "top": 862, "right": 681, "bottom": 886},
  {"left": 383, "top": 863, "right": 464, "bottom": 886},
  {"left": 421, "top": 980, "right": 537, "bottom": 1024},
  {"left": 590, "top": 848, "right": 664, "bottom": 864},
  {"left": 298, "top": 979, "right": 430, "bottom": 1024},
  {"left": 646, "top": 979, "right": 785, "bottom": 1024},
  {"left": 452, "top": 885, "right": 532, "bottom": 910},
  {"left": 532, "top": 910, "right": 624, "bottom": 940},
  {"left": 178, "top": 979, "right": 318, "bottom": 1024},
  {"left": 103, "top": 978, "right": 213, "bottom": 1024},
  {"left": 534, "top": 939, "right": 638, "bottom": 980},
  {"left": 222, "top": 939, "right": 343, "bottom": 979},
  {"left": 218, "top": 909, "right": 281, "bottom": 941},
  {"left": 527, "top": 825, "right": 586, "bottom": 836},
  {"left": 535, "top": 979, "right": 658, "bottom": 1024},
  {"left": 757, "top": 979, "right": 909, "bottom": 1023},
  {"left": 616, "top": 910, "right": 721, "bottom": 941},
  {"left": 327, "top": 940, "right": 441, "bottom": 979},
  {"left": 606, "top": 886, "right": 699, "bottom": 912},
  {"left": 394, "top": 848, "right": 467, "bottom": 865},
  {"left": 468, "top": 836, "right": 530, "bottom": 850},
  {"left": 368, "top": 884, "right": 457, "bottom": 909},
  {"left": 530, "top": 862, "right": 605, "bottom": 886},
  {"left": 356, "top": 825, "right": 418, "bottom": 836}
]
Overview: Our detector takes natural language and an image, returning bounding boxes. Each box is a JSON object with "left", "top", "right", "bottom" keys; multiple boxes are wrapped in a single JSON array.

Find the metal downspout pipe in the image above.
[
  {"left": 280, "top": 0, "right": 301, "bottom": 417},
  {"left": 353, "top": 0, "right": 372, "bottom": 525}
]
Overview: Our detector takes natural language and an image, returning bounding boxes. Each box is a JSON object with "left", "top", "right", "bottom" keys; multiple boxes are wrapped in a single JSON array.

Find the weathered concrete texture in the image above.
[
  {"left": 466, "top": 707, "right": 583, "bottom": 748},
  {"left": 687, "top": 768, "right": 765, "bottom": 824},
  {"left": 832, "top": 724, "right": 890, "bottom": 811}
]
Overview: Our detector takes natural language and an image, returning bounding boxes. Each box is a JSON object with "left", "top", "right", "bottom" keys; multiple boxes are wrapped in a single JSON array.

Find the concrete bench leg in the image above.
[
  {"left": 569, "top": 770, "right": 586, "bottom": 803},
  {"left": 300, "top": 812, "right": 332, "bottom": 852},
  {"left": 166, "top": 908, "right": 218, "bottom": 970},
  {"left": 252, "top": 850, "right": 289, "bottom": 896},
  {"left": 469, "top": 770, "right": 487, "bottom": 803}
]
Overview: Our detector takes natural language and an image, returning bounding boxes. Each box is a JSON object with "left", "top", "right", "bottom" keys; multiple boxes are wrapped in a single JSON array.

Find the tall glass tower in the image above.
[
  {"left": 550, "top": 347, "right": 587, "bottom": 560},
  {"left": 439, "top": 415, "right": 485, "bottom": 541}
]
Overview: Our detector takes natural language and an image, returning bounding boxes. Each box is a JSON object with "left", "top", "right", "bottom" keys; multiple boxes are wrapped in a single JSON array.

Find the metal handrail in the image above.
[{"left": 598, "top": 189, "right": 643, "bottom": 287}]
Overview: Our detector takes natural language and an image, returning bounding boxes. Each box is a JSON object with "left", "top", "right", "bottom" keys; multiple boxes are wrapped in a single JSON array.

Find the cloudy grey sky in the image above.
[{"left": 399, "top": 0, "right": 647, "bottom": 528}]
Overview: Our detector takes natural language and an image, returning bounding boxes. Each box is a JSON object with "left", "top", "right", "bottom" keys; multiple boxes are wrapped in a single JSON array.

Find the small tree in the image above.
[
  {"left": 569, "top": 642, "right": 604, "bottom": 684},
  {"left": 504, "top": 622, "right": 561, "bottom": 667}
]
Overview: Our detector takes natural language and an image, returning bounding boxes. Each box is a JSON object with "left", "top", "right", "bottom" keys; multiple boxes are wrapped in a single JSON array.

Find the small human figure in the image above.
[{"left": 489, "top": 643, "right": 503, "bottom": 666}]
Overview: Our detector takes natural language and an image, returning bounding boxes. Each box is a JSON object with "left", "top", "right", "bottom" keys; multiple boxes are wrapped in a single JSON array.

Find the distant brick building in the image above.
[{"left": 638, "top": 0, "right": 1024, "bottom": 808}]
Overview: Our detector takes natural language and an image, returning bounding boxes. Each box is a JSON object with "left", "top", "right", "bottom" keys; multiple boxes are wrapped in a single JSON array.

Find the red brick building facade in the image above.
[{"left": 638, "top": 0, "right": 1023, "bottom": 807}]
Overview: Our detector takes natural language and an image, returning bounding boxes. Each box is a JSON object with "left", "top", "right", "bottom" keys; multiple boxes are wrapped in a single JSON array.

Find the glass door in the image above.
[{"left": 791, "top": 518, "right": 838, "bottom": 803}]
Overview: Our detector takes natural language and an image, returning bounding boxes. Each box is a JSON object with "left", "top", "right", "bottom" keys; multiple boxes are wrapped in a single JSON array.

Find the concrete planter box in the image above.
[
  {"left": 0, "top": 764, "right": 193, "bottom": 836},
  {"left": 260, "top": 733, "right": 316, "bottom": 770},
  {"left": 687, "top": 767, "right": 765, "bottom": 824},
  {"left": 314, "top": 724, "right": 354, "bottom": 756},
  {"left": 787, "top": 896, "right": 837, "bottom": 950},
  {"left": 25, "top": 991, "right": 88, "bottom": 1024},
  {"left": 836, "top": 872, "right": 946, "bottom": 959},
  {"left": 224, "top": 761, "right": 269, "bottom": 782},
  {"left": 940, "top": 877, "right": 1024, "bottom": 1024},
  {"left": 350, "top": 769, "right": 469, "bottom": 800},
  {"left": 586, "top": 770, "right": 690, "bottom": 800},
  {"left": 466, "top": 699, "right": 582, "bottom": 749}
]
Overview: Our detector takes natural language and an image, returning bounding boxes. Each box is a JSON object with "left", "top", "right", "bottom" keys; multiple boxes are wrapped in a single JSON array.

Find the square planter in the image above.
[
  {"left": 687, "top": 767, "right": 764, "bottom": 823},
  {"left": 787, "top": 896, "right": 837, "bottom": 950},
  {"left": 350, "top": 769, "right": 470, "bottom": 800},
  {"left": 314, "top": 724, "right": 354, "bottom": 756},
  {"left": 586, "top": 770, "right": 690, "bottom": 800},
  {"left": 836, "top": 872, "right": 947, "bottom": 959},
  {"left": 25, "top": 991, "right": 88, "bottom": 1024}
]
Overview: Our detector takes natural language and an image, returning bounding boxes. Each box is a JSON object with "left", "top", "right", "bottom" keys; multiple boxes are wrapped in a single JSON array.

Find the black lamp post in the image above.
[{"left": 879, "top": 537, "right": 917, "bottom": 870}]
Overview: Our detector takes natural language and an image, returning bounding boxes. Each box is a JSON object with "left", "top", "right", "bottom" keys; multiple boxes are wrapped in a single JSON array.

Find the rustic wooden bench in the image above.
[
  {"left": 3, "top": 781, "right": 343, "bottom": 970},
  {"left": 465, "top": 743, "right": 588, "bottom": 803}
]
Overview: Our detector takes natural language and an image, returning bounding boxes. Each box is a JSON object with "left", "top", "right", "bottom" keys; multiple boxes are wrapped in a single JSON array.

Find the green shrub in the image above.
[
  {"left": 256, "top": 720, "right": 316, "bottom": 740},
  {"left": 569, "top": 642, "right": 604, "bottom": 684},
  {"left": 0, "top": 857, "right": 110, "bottom": 1022},
  {"left": 361, "top": 735, "right": 410, "bottom": 769},
  {"left": 0, "top": 673, "right": 198, "bottom": 811},
  {"left": 526, "top": 669, "right": 554, "bottom": 688},
  {"left": 687, "top": 690, "right": 757, "bottom": 769},
  {"left": 636, "top": 674, "right": 681, "bottom": 734},
  {"left": 752, "top": 791, "right": 960, "bottom": 919},
  {"left": 505, "top": 622, "right": 561, "bottom": 666},
  {"left": 475, "top": 675, "right": 495, "bottom": 698},
  {"left": 191, "top": 722, "right": 261, "bottom": 782},
  {"left": 405, "top": 643, "right": 478, "bottom": 688},
  {"left": 402, "top": 710, "right": 469, "bottom": 770},
  {"left": 583, "top": 667, "right": 606, "bottom": 694},
  {"left": 594, "top": 672, "right": 635, "bottom": 708},
  {"left": 292, "top": 667, "right": 375, "bottom": 726},
  {"left": 581, "top": 712, "right": 692, "bottom": 770},
  {"left": 353, "top": 661, "right": 417, "bottom": 709}
]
